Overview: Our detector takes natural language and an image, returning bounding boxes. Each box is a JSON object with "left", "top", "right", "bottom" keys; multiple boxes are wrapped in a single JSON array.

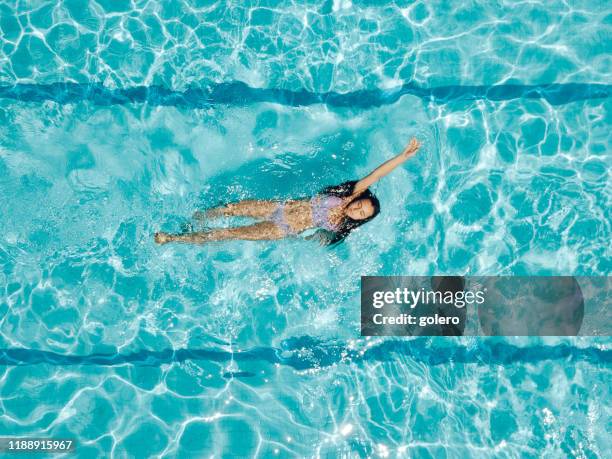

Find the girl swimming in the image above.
[{"left": 154, "top": 137, "right": 421, "bottom": 245}]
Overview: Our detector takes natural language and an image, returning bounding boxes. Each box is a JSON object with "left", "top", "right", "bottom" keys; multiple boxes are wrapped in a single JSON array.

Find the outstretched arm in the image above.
[{"left": 349, "top": 138, "right": 421, "bottom": 198}]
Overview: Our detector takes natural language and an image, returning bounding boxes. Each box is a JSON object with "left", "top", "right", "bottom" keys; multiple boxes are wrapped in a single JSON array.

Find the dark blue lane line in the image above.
[
  {"left": 1, "top": 338, "right": 609, "bottom": 370},
  {"left": 0, "top": 81, "right": 609, "bottom": 108}
]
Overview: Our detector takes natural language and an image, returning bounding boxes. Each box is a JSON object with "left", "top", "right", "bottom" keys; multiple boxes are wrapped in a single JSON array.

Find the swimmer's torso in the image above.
[{"left": 282, "top": 197, "right": 345, "bottom": 233}]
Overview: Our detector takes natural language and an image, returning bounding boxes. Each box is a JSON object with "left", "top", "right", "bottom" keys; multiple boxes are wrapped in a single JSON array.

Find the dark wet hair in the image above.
[{"left": 315, "top": 180, "right": 381, "bottom": 246}]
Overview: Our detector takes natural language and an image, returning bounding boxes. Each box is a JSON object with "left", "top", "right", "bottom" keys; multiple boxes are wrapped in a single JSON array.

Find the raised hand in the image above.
[
  {"left": 401, "top": 137, "right": 421, "bottom": 159},
  {"left": 350, "top": 137, "right": 423, "bottom": 196}
]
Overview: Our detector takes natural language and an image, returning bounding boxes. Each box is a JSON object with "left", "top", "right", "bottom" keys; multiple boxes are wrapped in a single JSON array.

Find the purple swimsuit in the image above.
[
  {"left": 310, "top": 195, "right": 343, "bottom": 232},
  {"left": 271, "top": 195, "right": 342, "bottom": 235}
]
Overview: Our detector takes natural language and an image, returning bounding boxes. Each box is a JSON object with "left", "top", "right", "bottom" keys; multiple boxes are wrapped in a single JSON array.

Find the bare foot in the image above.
[{"left": 154, "top": 232, "right": 172, "bottom": 244}]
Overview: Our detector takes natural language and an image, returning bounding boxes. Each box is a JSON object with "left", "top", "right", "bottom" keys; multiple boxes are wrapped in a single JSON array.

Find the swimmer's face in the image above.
[{"left": 345, "top": 199, "right": 375, "bottom": 221}]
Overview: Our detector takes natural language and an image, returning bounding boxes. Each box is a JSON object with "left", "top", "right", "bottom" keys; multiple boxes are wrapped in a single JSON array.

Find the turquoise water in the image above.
[{"left": 0, "top": 1, "right": 611, "bottom": 457}]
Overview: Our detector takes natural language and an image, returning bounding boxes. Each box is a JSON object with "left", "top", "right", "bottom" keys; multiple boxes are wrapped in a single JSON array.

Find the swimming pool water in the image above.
[{"left": 0, "top": 1, "right": 610, "bottom": 457}]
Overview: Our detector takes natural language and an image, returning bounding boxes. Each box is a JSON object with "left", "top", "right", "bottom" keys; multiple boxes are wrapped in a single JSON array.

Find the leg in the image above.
[
  {"left": 194, "top": 200, "right": 279, "bottom": 220},
  {"left": 155, "top": 222, "right": 285, "bottom": 244}
]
